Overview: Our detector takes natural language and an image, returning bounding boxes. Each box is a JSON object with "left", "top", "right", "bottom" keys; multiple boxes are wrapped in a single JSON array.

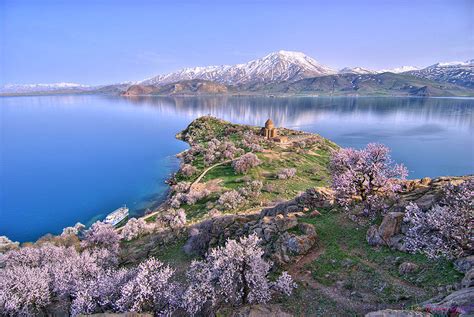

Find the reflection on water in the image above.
[
  {"left": 118, "top": 95, "right": 473, "bottom": 131},
  {"left": 1, "top": 95, "right": 473, "bottom": 242},
  {"left": 118, "top": 95, "right": 474, "bottom": 179}
]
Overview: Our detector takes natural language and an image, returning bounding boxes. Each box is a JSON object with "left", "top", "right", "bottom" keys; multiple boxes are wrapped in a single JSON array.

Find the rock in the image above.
[
  {"left": 274, "top": 214, "right": 298, "bottom": 231},
  {"left": 310, "top": 209, "right": 322, "bottom": 217},
  {"left": 79, "top": 312, "right": 153, "bottom": 317},
  {"left": 423, "top": 287, "right": 474, "bottom": 316},
  {"left": 367, "top": 212, "right": 405, "bottom": 247},
  {"left": 378, "top": 212, "right": 405, "bottom": 243},
  {"left": 298, "top": 222, "right": 316, "bottom": 235},
  {"left": 420, "top": 177, "right": 432, "bottom": 186},
  {"left": 227, "top": 304, "right": 293, "bottom": 317},
  {"left": 388, "top": 234, "right": 406, "bottom": 251},
  {"left": 367, "top": 225, "right": 382, "bottom": 246},
  {"left": 414, "top": 194, "right": 437, "bottom": 211},
  {"left": 286, "top": 232, "right": 317, "bottom": 255},
  {"left": 365, "top": 309, "right": 431, "bottom": 316},
  {"left": 0, "top": 236, "right": 19, "bottom": 254},
  {"left": 461, "top": 268, "right": 474, "bottom": 288},
  {"left": 399, "top": 262, "right": 419, "bottom": 275},
  {"left": 455, "top": 255, "right": 474, "bottom": 273}
]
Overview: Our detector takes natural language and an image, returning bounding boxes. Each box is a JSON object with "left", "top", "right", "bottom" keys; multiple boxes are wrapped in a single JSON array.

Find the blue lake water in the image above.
[{"left": 1, "top": 95, "right": 473, "bottom": 242}]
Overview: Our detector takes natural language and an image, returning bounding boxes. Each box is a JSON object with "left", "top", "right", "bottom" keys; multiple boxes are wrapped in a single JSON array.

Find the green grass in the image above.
[
  {"left": 144, "top": 215, "right": 157, "bottom": 223},
  {"left": 299, "top": 209, "right": 463, "bottom": 296}
]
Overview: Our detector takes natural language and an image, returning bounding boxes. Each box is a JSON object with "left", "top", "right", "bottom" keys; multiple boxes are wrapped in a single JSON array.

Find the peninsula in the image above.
[{"left": 0, "top": 117, "right": 472, "bottom": 316}]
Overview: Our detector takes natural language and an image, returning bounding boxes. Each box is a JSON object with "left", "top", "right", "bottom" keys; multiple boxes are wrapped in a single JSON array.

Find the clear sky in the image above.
[{"left": 1, "top": 0, "right": 472, "bottom": 85}]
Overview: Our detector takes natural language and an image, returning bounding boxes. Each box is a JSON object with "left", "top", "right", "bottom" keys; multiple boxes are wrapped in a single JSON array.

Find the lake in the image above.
[{"left": 1, "top": 95, "right": 473, "bottom": 242}]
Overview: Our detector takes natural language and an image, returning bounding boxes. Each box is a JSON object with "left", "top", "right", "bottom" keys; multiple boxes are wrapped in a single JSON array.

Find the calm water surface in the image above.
[{"left": 1, "top": 95, "right": 473, "bottom": 242}]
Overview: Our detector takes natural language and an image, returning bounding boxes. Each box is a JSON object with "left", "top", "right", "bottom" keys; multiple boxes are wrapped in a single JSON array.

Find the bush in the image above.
[
  {"left": 116, "top": 258, "right": 178, "bottom": 314},
  {"left": 217, "top": 190, "right": 245, "bottom": 211},
  {"left": 181, "top": 234, "right": 296, "bottom": 315},
  {"left": 156, "top": 208, "right": 187, "bottom": 229},
  {"left": 121, "top": 218, "right": 152, "bottom": 241},
  {"left": 81, "top": 221, "right": 121, "bottom": 255},
  {"left": 239, "top": 180, "right": 263, "bottom": 199},
  {"left": 403, "top": 179, "right": 473, "bottom": 259},
  {"left": 181, "top": 164, "right": 197, "bottom": 177},
  {"left": 232, "top": 153, "right": 261, "bottom": 174},
  {"left": 277, "top": 168, "right": 297, "bottom": 180}
]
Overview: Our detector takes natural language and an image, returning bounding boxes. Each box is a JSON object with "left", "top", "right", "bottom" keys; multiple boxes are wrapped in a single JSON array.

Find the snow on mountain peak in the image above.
[
  {"left": 0, "top": 82, "right": 91, "bottom": 93},
  {"left": 379, "top": 66, "right": 420, "bottom": 73},
  {"left": 141, "top": 51, "right": 336, "bottom": 86},
  {"left": 339, "top": 67, "right": 376, "bottom": 74}
]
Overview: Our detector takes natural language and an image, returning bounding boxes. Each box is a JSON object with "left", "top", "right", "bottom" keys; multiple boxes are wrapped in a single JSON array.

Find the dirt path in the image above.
[
  {"left": 288, "top": 246, "right": 383, "bottom": 315},
  {"left": 189, "top": 160, "right": 232, "bottom": 190}
]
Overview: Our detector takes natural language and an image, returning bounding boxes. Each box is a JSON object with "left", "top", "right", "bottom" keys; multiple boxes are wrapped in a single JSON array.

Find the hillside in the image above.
[
  {"left": 1, "top": 116, "right": 472, "bottom": 316},
  {"left": 121, "top": 73, "right": 474, "bottom": 97},
  {"left": 123, "top": 79, "right": 229, "bottom": 96},
  {"left": 248, "top": 72, "right": 474, "bottom": 97}
]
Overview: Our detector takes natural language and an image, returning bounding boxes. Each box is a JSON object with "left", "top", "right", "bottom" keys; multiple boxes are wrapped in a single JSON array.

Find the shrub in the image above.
[
  {"left": 171, "top": 181, "right": 191, "bottom": 194},
  {"left": 181, "top": 164, "right": 197, "bottom": 177},
  {"left": 81, "top": 221, "right": 121, "bottom": 255},
  {"left": 239, "top": 180, "right": 263, "bottom": 199},
  {"left": 277, "top": 168, "right": 297, "bottom": 180},
  {"left": 116, "top": 258, "right": 178, "bottom": 314},
  {"left": 217, "top": 190, "right": 245, "bottom": 211},
  {"left": 155, "top": 208, "right": 187, "bottom": 229},
  {"left": 120, "top": 218, "right": 152, "bottom": 241},
  {"left": 232, "top": 153, "right": 261, "bottom": 174},
  {"left": 0, "top": 244, "right": 123, "bottom": 316},
  {"left": 61, "top": 222, "right": 85, "bottom": 236},
  {"left": 403, "top": 179, "right": 473, "bottom": 259},
  {"left": 181, "top": 234, "right": 296, "bottom": 315},
  {"left": 330, "top": 143, "right": 408, "bottom": 215}
]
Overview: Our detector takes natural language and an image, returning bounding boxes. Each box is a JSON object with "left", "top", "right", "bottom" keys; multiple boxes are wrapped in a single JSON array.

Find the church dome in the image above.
[{"left": 265, "top": 119, "right": 275, "bottom": 129}]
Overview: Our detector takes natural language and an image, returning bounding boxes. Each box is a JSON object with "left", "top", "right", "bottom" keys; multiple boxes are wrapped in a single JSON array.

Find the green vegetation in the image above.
[
  {"left": 300, "top": 209, "right": 462, "bottom": 295},
  {"left": 175, "top": 116, "right": 334, "bottom": 223}
]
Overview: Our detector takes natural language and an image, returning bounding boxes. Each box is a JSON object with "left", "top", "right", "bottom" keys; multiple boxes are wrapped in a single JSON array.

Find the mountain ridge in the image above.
[{"left": 1, "top": 51, "right": 473, "bottom": 96}]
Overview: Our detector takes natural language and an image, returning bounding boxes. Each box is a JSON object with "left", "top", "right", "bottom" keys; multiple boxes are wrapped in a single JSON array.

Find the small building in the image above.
[
  {"left": 261, "top": 119, "right": 288, "bottom": 143},
  {"left": 261, "top": 119, "right": 277, "bottom": 139}
]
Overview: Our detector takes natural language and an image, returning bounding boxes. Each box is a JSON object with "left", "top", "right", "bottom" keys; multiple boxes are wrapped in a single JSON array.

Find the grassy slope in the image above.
[
  {"left": 175, "top": 116, "right": 336, "bottom": 222},
  {"left": 124, "top": 117, "right": 463, "bottom": 316},
  {"left": 278, "top": 208, "right": 463, "bottom": 315}
]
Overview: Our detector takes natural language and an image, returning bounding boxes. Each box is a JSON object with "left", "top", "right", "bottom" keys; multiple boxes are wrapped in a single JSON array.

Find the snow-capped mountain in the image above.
[
  {"left": 0, "top": 82, "right": 91, "bottom": 93},
  {"left": 405, "top": 60, "right": 474, "bottom": 88},
  {"left": 379, "top": 66, "right": 420, "bottom": 74},
  {"left": 141, "top": 50, "right": 336, "bottom": 86},
  {"left": 338, "top": 67, "right": 376, "bottom": 74}
]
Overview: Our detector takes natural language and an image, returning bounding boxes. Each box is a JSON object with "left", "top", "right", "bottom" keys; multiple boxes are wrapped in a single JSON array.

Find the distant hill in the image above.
[
  {"left": 260, "top": 72, "right": 473, "bottom": 97},
  {"left": 123, "top": 79, "right": 228, "bottom": 96},
  {"left": 405, "top": 60, "right": 474, "bottom": 88}
]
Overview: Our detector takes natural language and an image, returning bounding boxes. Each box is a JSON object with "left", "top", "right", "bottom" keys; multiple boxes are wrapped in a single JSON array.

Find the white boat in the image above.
[{"left": 104, "top": 206, "right": 129, "bottom": 227}]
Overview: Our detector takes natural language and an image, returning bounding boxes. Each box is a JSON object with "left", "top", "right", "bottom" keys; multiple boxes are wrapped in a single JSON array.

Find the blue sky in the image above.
[{"left": 1, "top": 0, "right": 472, "bottom": 85}]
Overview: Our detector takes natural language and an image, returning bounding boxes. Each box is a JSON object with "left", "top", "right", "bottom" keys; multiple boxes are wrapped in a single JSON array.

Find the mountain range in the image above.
[{"left": 1, "top": 51, "right": 473, "bottom": 97}]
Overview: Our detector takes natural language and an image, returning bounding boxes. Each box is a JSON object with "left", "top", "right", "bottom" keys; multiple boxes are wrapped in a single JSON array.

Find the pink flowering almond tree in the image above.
[
  {"left": 81, "top": 221, "right": 121, "bottom": 256},
  {"left": 232, "top": 152, "right": 261, "bottom": 174},
  {"left": 181, "top": 234, "right": 296, "bottom": 315},
  {"left": 403, "top": 179, "right": 473, "bottom": 259},
  {"left": 330, "top": 143, "right": 408, "bottom": 214},
  {"left": 116, "top": 258, "right": 179, "bottom": 315}
]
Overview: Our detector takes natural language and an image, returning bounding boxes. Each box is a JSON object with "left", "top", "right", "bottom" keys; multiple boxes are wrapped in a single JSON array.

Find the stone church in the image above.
[{"left": 261, "top": 119, "right": 288, "bottom": 143}]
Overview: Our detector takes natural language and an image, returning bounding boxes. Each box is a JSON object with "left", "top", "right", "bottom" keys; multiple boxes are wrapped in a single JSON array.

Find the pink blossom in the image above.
[
  {"left": 232, "top": 153, "right": 261, "bottom": 174},
  {"left": 330, "top": 143, "right": 408, "bottom": 214}
]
